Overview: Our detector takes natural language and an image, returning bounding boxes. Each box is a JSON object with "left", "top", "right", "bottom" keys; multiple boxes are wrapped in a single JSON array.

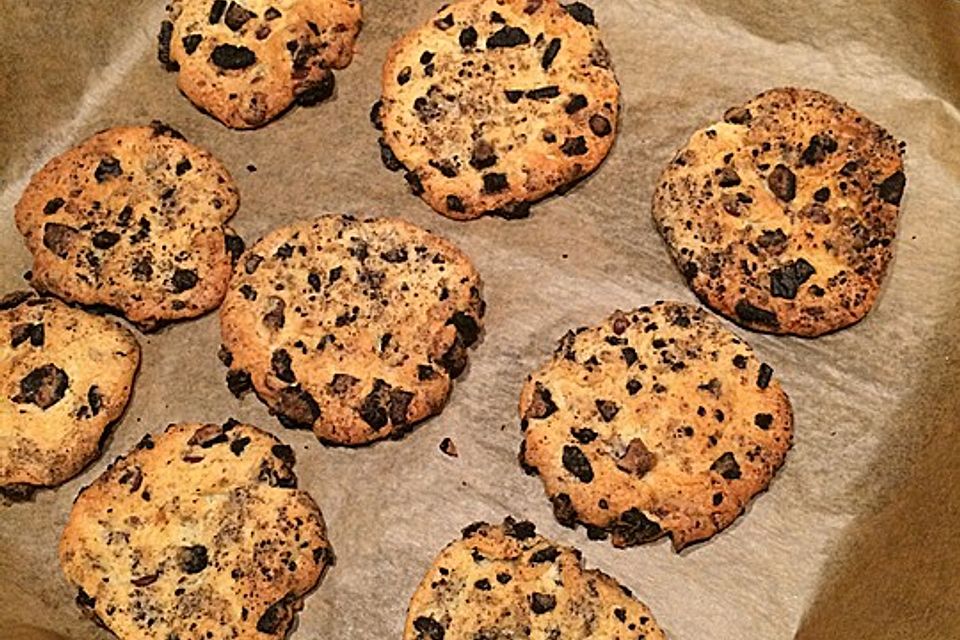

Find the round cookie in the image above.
[
  {"left": 404, "top": 518, "right": 666, "bottom": 640},
  {"left": 374, "top": 0, "right": 620, "bottom": 220},
  {"left": 652, "top": 87, "right": 906, "bottom": 337},
  {"left": 219, "top": 215, "right": 485, "bottom": 445},
  {"left": 0, "top": 291, "right": 140, "bottom": 495},
  {"left": 59, "top": 421, "right": 332, "bottom": 640},
  {"left": 160, "top": 0, "right": 362, "bottom": 128},
  {"left": 14, "top": 123, "right": 243, "bottom": 331},
  {"left": 519, "top": 302, "right": 793, "bottom": 550}
]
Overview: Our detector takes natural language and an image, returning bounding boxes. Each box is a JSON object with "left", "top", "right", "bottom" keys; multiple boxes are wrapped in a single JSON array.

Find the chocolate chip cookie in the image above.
[
  {"left": 653, "top": 87, "right": 906, "bottom": 336},
  {"left": 219, "top": 215, "right": 485, "bottom": 445},
  {"left": 160, "top": 0, "right": 362, "bottom": 128},
  {"left": 375, "top": 0, "right": 619, "bottom": 220},
  {"left": 14, "top": 123, "right": 242, "bottom": 331},
  {"left": 519, "top": 302, "right": 793, "bottom": 550},
  {"left": 404, "top": 518, "right": 666, "bottom": 640},
  {"left": 0, "top": 291, "right": 139, "bottom": 496},
  {"left": 59, "top": 421, "right": 332, "bottom": 640}
]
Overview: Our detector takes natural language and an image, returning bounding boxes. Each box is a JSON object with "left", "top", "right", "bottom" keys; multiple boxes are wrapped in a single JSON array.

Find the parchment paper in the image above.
[{"left": 1, "top": 1, "right": 959, "bottom": 638}]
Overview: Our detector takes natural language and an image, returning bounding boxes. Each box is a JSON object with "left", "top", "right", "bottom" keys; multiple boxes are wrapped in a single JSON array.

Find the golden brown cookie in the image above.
[
  {"left": 0, "top": 291, "right": 139, "bottom": 496},
  {"left": 160, "top": 0, "right": 362, "bottom": 128},
  {"left": 404, "top": 518, "right": 667, "bottom": 640},
  {"left": 652, "top": 87, "right": 906, "bottom": 336},
  {"left": 219, "top": 215, "right": 485, "bottom": 445},
  {"left": 14, "top": 123, "right": 242, "bottom": 331},
  {"left": 59, "top": 421, "right": 332, "bottom": 640},
  {"left": 374, "top": 0, "right": 619, "bottom": 220},
  {"left": 519, "top": 302, "right": 793, "bottom": 550}
]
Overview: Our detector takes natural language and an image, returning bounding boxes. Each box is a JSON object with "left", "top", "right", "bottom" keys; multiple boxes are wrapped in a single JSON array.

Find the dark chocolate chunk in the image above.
[
  {"left": 734, "top": 300, "right": 779, "bottom": 328},
  {"left": 525, "top": 85, "right": 560, "bottom": 101},
  {"left": 271, "top": 349, "right": 295, "bottom": 383},
  {"left": 448, "top": 311, "right": 480, "bottom": 346},
  {"left": 43, "top": 198, "right": 65, "bottom": 215},
  {"left": 565, "top": 94, "right": 588, "bottom": 114},
  {"left": 474, "top": 578, "right": 491, "bottom": 590},
  {"left": 625, "top": 379, "right": 642, "bottom": 395},
  {"left": 91, "top": 230, "right": 120, "bottom": 250},
  {"left": 262, "top": 296, "right": 286, "bottom": 330},
  {"left": 616, "top": 438, "right": 655, "bottom": 477},
  {"left": 230, "top": 436, "right": 251, "bottom": 455},
  {"left": 756, "top": 363, "right": 773, "bottom": 389},
  {"left": 209, "top": 0, "right": 227, "bottom": 23},
  {"left": 388, "top": 388, "right": 414, "bottom": 427},
  {"left": 525, "top": 382, "right": 557, "bottom": 419},
  {"left": 178, "top": 545, "right": 209, "bottom": 573},
  {"left": 768, "top": 164, "right": 796, "bottom": 202},
  {"left": 379, "top": 138, "right": 404, "bottom": 172},
  {"left": 542, "top": 37, "right": 562, "bottom": 69},
  {"left": 296, "top": 71, "right": 335, "bottom": 106},
  {"left": 158, "top": 20, "right": 176, "bottom": 70},
  {"left": 224, "top": 233, "right": 245, "bottom": 264},
  {"left": 482, "top": 172, "right": 509, "bottom": 193},
  {"left": 171, "top": 268, "right": 198, "bottom": 293},
  {"left": 94, "top": 157, "right": 122, "bottom": 182},
  {"left": 595, "top": 399, "right": 619, "bottom": 422},
  {"left": 589, "top": 114, "right": 612, "bottom": 137},
  {"left": 486, "top": 26, "right": 530, "bottom": 48},
  {"left": 182, "top": 34, "right": 202, "bottom": 55},
  {"left": 446, "top": 195, "right": 465, "bottom": 213},
  {"left": 550, "top": 493, "right": 577, "bottom": 527},
  {"left": 405, "top": 171, "right": 424, "bottom": 195},
  {"left": 813, "top": 186, "right": 830, "bottom": 203},
  {"left": 256, "top": 594, "right": 297, "bottom": 634},
  {"left": 560, "top": 136, "right": 588, "bottom": 156},
  {"left": 562, "top": 445, "right": 594, "bottom": 482},
  {"left": 718, "top": 167, "right": 741, "bottom": 187},
  {"left": 131, "top": 573, "right": 158, "bottom": 587},
  {"left": 754, "top": 413, "right": 773, "bottom": 430},
  {"left": 563, "top": 2, "right": 595, "bottom": 25},
  {"left": 397, "top": 66, "right": 412, "bottom": 85},
  {"left": 530, "top": 592, "right": 557, "bottom": 614},
  {"left": 434, "top": 12, "right": 454, "bottom": 30},
  {"left": 11, "top": 323, "right": 44, "bottom": 348},
  {"left": 801, "top": 133, "right": 838, "bottom": 166},
  {"left": 265, "top": 6, "right": 281, "bottom": 20},
  {"left": 769, "top": 258, "right": 816, "bottom": 299},
  {"left": 210, "top": 44, "right": 257, "bottom": 70},
  {"left": 14, "top": 364, "right": 69, "bottom": 409},
  {"left": 224, "top": 2, "right": 256, "bottom": 31},
  {"left": 271, "top": 444, "right": 295, "bottom": 465},
  {"left": 504, "top": 89, "right": 523, "bottom": 103},
  {"left": 413, "top": 616, "right": 445, "bottom": 640},
  {"left": 470, "top": 140, "right": 498, "bottom": 170},
  {"left": 226, "top": 369, "right": 253, "bottom": 397},
  {"left": 86, "top": 386, "right": 102, "bottom": 416},
  {"left": 439, "top": 437, "right": 458, "bottom": 457},
  {"left": 417, "top": 365, "right": 437, "bottom": 381},
  {"left": 149, "top": 120, "right": 185, "bottom": 139},
  {"left": 710, "top": 452, "right": 741, "bottom": 479},
  {"left": 459, "top": 26, "right": 478, "bottom": 48},
  {"left": 732, "top": 354, "right": 748, "bottom": 369},
  {"left": 878, "top": 170, "right": 906, "bottom": 205},
  {"left": 611, "top": 508, "right": 662, "bottom": 546},
  {"left": 275, "top": 385, "right": 321, "bottom": 428},
  {"left": 369, "top": 100, "right": 383, "bottom": 130},
  {"left": 504, "top": 517, "right": 536, "bottom": 540},
  {"left": 723, "top": 106, "right": 752, "bottom": 125},
  {"left": 359, "top": 379, "right": 391, "bottom": 430},
  {"left": 571, "top": 427, "right": 597, "bottom": 444},
  {"left": 530, "top": 547, "right": 560, "bottom": 564}
]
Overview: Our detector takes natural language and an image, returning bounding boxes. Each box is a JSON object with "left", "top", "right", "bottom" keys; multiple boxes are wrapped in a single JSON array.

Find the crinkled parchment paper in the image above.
[{"left": 1, "top": 1, "right": 958, "bottom": 638}]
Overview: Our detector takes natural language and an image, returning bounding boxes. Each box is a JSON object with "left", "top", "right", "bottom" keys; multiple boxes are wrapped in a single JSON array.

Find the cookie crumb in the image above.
[{"left": 439, "top": 437, "right": 459, "bottom": 457}]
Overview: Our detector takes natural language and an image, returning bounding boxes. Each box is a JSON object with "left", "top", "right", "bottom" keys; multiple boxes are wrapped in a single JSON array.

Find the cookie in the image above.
[
  {"left": 374, "top": 0, "right": 620, "bottom": 220},
  {"left": 519, "top": 302, "right": 793, "bottom": 550},
  {"left": 14, "top": 123, "right": 242, "bottom": 331},
  {"left": 0, "top": 291, "right": 139, "bottom": 495},
  {"left": 219, "top": 215, "right": 485, "bottom": 445},
  {"left": 160, "top": 0, "right": 362, "bottom": 128},
  {"left": 59, "top": 421, "right": 332, "bottom": 640},
  {"left": 404, "top": 517, "right": 666, "bottom": 640},
  {"left": 652, "top": 87, "right": 906, "bottom": 337}
]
